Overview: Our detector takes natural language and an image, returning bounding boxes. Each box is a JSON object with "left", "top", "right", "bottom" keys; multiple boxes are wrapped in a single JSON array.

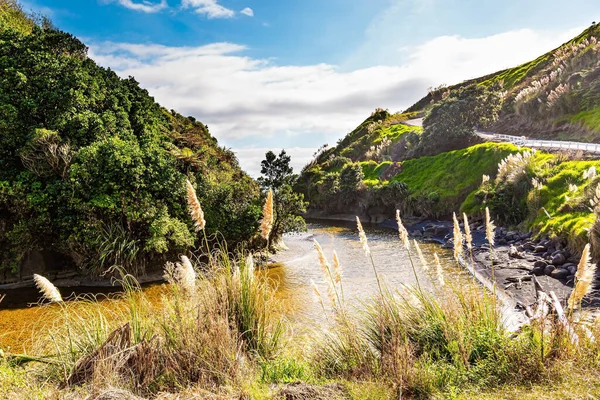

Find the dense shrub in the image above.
[{"left": 0, "top": 23, "right": 260, "bottom": 273}]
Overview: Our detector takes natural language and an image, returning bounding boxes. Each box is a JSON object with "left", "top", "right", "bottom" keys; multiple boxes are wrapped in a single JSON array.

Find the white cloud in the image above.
[
  {"left": 240, "top": 7, "right": 254, "bottom": 17},
  {"left": 89, "top": 26, "right": 582, "bottom": 174},
  {"left": 181, "top": 0, "right": 235, "bottom": 18},
  {"left": 113, "top": 0, "right": 168, "bottom": 13}
]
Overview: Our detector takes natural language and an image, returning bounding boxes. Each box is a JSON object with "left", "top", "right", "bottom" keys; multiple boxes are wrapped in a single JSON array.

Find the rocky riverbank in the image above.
[{"left": 398, "top": 219, "right": 582, "bottom": 309}]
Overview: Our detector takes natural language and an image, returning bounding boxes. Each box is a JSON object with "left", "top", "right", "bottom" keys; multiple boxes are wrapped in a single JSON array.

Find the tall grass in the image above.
[
  {"left": 10, "top": 199, "right": 600, "bottom": 398},
  {"left": 310, "top": 213, "right": 600, "bottom": 398},
  {"left": 25, "top": 246, "right": 284, "bottom": 397}
]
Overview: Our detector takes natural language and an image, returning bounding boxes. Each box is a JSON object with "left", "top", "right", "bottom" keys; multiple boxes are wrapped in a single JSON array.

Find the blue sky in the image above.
[{"left": 23, "top": 0, "right": 600, "bottom": 175}]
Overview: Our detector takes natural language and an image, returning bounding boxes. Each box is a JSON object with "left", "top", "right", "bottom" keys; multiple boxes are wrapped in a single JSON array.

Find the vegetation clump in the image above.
[{"left": 0, "top": 3, "right": 261, "bottom": 275}]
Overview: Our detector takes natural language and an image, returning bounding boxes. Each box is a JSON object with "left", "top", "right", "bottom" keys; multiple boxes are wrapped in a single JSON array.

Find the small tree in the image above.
[
  {"left": 258, "top": 150, "right": 293, "bottom": 190},
  {"left": 258, "top": 150, "right": 307, "bottom": 243}
]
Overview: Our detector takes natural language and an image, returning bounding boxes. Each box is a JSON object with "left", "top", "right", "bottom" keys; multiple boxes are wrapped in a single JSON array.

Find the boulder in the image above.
[
  {"left": 534, "top": 246, "right": 546, "bottom": 253},
  {"left": 550, "top": 268, "right": 570, "bottom": 280},
  {"left": 531, "top": 266, "right": 545, "bottom": 276},
  {"left": 565, "top": 264, "right": 577, "bottom": 275},
  {"left": 544, "top": 265, "right": 556, "bottom": 276},
  {"left": 551, "top": 253, "right": 566, "bottom": 266},
  {"left": 533, "top": 260, "right": 547, "bottom": 269}
]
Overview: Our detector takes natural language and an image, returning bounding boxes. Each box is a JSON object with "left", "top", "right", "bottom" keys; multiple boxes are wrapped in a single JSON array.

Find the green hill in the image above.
[
  {"left": 409, "top": 22, "right": 600, "bottom": 142},
  {"left": 297, "top": 23, "right": 600, "bottom": 252},
  {"left": 0, "top": 1, "right": 260, "bottom": 276}
]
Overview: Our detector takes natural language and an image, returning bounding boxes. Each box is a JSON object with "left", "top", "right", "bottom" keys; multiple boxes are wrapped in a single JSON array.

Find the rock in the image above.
[
  {"left": 531, "top": 266, "right": 545, "bottom": 276},
  {"left": 566, "top": 264, "right": 577, "bottom": 275},
  {"left": 520, "top": 232, "right": 532, "bottom": 240},
  {"left": 508, "top": 245, "right": 524, "bottom": 259},
  {"left": 567, "top": 275, "right": 575, "bottom": 282},
  {"left": 523, "top": 243, "right": 536, "bottom": 251},
  {"left": 498, "top": 238, "right": 508, "bottom": 245},
  {"left": 550, "top": 268, "right": 570, "bottom": 280},
  {"left": 544, "top": 265, "right": 556, "bottom": 276},
  {"left": 412, "top": 230, "right": 423, "bottom": 238},
  {"left": 551, "top": 253, "right": 566, "bottom": 266},
  {"left": 534, "top": 246, "right": 546, "bottom": 253},
  {"left": 517, "top": 245, "right": 524, "bottom": 252}
]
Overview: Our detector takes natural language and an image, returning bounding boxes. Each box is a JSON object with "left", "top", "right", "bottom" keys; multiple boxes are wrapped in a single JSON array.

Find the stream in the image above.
[{"left": 0, "top": 220, "right": 455, "bottom": 353}]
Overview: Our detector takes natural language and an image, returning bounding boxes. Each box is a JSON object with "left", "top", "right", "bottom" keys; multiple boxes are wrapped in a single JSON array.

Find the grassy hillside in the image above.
[
  {"left": 408, "top": 22, "right": 600, "bottom": 141},
  {"left": 0, "top": 1, "right": 261, "bottom": 275}
]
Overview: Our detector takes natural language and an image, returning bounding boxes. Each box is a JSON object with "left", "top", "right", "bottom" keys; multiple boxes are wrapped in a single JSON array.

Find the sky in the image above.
[{"left": 23, "top": 0, "right": 600, "bottom": 176}]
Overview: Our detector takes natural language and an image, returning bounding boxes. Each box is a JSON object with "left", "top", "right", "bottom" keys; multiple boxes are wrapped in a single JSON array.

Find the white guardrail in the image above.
[{"left": 477, "top": 132, "right": 600, "bottom": 154}]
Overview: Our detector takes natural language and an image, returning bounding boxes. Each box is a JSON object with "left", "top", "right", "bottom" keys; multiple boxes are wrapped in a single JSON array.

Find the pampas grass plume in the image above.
[
  {"left": 164, "top": 255, "right": 196, "bottom": 294},
  {"left": 260, "top": 189, "right": 274, "bottom": 240},
  {"left": 186, "top": 179, "right": 206, "bottom": 231},
  {"left": 567, "top": 244, "right": 596, "bottom": 312},
  {"left": 332, "top": 250, "right": 342, "bottom": 283},
  {"left": 434, "top": 253, "right": 445, "bottom": 287},
  {"left": 314, "top": 239, "right": 331, "bottom": 275},
  {"left": 395, "top": 210, "right": 410, "bottom": 249},
  {"left": 452, "top": 212, "right": 463, "bottom": 261},
  {"left": 356, "top": 216, "right": 371, "bottom": 257},
  {"left": 485, "top": 207, "right": 496, "bottom": 248},
  {"left": 463, "top": 213, "right": 472, "bottom": 253},
  {"left": 414, "top": 240, "right": 428, "bottom": 270},
  {"left": 33, "top": 274, "right": 62, "bottom": 303}
]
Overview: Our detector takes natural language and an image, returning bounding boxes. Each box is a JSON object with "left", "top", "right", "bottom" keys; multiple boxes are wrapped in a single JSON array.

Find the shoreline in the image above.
[{"left": 306, "top": 213, "right": 577, "bottom": 314}]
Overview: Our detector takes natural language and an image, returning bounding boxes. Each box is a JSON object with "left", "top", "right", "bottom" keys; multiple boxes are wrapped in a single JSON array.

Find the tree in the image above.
[
  {"left": 258, "top": 150, "right": 307, "bottom": 242},
  {"left": 257, "top": 150, "right": 293, "bottom": 190}
]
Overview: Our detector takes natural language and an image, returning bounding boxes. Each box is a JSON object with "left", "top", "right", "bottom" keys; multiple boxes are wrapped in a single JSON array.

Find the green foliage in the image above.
[
  {"left": 418, "top": 84, "right": 504, "bottom": 156},
  {"left": 339, "top": 162, "right": 364, "bottom": 193},
  {"left": 569, "top": 107, "right": 600, "bottom": 132},
  {"left": 258, "top": 150, "right": 307, "bottom": 240},
  {"left": 0, "top": 23, "right": 260, "bottom": 273},
  {"left": 361, "top": 160, "right": 392, "bottom": 181},
  {"left": 0, "top": 0, "right": 35, "bottom": 34},
  {"left": 390, "top": 143, "right": 520, "bottom": 217},
  {"left": 258, "top": 150, "right": 293, "bottom": 190}
]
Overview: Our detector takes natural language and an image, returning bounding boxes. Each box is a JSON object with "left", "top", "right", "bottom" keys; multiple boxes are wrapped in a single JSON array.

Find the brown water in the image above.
[{"left": 0, "top": 221, "right": 454, "bottom": 353}]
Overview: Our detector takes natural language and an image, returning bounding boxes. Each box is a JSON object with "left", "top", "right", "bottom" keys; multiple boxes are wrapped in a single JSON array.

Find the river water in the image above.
[
  {"left": 0, "top": 220, "right": 454, "bottom": 353},
  {"left": 269, "top": 220, "right": 454, "bottom": 323}
]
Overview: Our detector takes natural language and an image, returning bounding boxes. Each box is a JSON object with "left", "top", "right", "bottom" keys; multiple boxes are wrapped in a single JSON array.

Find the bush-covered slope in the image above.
[
  {"left": 0, "top": 2, "right": 261, "bottom": 275},
  {"left": 409, "top": 23, "right": 600, "bottom": 142}
]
